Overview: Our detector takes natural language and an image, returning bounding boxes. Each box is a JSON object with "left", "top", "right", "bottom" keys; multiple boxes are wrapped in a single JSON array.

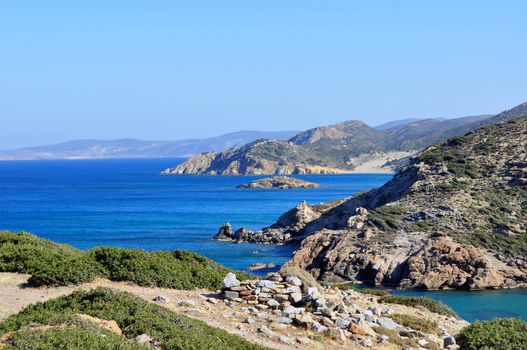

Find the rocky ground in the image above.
[
  {"left": 237, "top": 176, "right": 320, "bottom": 189},
  {"left": 0, "top": 272, "right": 466, "bottom": 350}
]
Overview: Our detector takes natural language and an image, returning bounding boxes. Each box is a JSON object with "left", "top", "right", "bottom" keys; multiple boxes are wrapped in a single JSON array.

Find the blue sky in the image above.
[{"left": 1, "top": 1, "right": 526, "bottom": 148}]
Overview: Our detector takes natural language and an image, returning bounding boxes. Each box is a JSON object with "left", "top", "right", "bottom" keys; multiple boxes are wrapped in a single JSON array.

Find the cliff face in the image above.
[
  {"left": 163, "top": 111, "right": 507, "bottom": 175},
  {"left": 229, "top": 116, "right": 527, "bottom": 290}
]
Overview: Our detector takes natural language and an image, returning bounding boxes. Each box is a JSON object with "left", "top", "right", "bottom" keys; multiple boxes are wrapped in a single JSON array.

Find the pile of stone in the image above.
[{"left": 221, "top": 272, "right": 459, "bottom": 349}]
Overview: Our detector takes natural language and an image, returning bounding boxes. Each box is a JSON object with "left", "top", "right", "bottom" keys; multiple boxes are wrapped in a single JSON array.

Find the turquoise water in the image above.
[{"left": 0, "top": 158, "right": 525, "bottom": 322}]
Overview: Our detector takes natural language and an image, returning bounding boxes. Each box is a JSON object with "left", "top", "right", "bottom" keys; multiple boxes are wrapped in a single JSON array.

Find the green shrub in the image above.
[
  {"left": 2, "top": 322, "right": 148, "bottom": 350},
  {"left": 457, "top": 318, "right": 527, "bottom": 350},
  {"left": 0, "top": 231, "right": 101, "bottom": 286},
  {"left": 367, "top": 205, "right": 406, "bottom": 231},
  {"left": 389, "top": 313, "right": 439, "bottom": 333},
  {"left": 0, "top": 287, "right": 269, "bottom": 350},
  {"left": 0, "top": 231, "right": 247, "bottom": 290},
  {"left": 379, "top": 295, "right": 458, "bottom": 318}
]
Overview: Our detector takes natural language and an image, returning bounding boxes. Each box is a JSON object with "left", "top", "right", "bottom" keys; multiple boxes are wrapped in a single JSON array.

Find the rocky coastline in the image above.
[{"left": 213, "top": 116, "right": 527, "bottom": 291}]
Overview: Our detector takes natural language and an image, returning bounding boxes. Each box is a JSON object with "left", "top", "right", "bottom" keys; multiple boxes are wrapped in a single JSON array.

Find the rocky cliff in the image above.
[
  {"left": 223, "top": 115, "right": 527, "bottom": 290},
  {"left": 237, "top": 176, "right": 320, "bottom": 189},
  {"left": 163, "top": 110, "right": 503, "bottom": 175}
]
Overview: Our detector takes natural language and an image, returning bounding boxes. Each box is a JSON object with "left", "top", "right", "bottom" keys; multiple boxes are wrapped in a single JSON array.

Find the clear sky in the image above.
[{"left": 1, "top": 1, "right": 526, "bottom": 149}]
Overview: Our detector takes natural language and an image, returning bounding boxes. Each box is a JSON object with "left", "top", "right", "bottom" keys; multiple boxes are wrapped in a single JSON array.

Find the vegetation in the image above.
[
  {"left": 457, "top": 318, "right": 527, "bottom": 350},
  {"left": 379, "top": 295, "right": 458, "bottom": 318},
  {"left": 367, "top": 205, "right": 406, "bottom": 231},
  {"left": 0, "top": 287, "right": 269, "bottom": 350},
  {"left": 389, "top": 313, "right": 439, "bottom": 334},
  {"left": 0, "top": 231, "right": 248, "bottom": 289},
  {"left": 277, "top": 265, "right": 322, "bottom": 292}
]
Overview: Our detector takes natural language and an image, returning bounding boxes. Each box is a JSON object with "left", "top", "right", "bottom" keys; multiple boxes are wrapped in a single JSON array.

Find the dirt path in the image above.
[{"left": 0, "top": 273, "right": 362, "bottom": 350}]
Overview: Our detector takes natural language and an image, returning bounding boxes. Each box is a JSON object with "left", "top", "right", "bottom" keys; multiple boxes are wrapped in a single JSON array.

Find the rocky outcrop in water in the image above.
[{"left": 237, "top": 176, "right": 320, "bottom": 189}]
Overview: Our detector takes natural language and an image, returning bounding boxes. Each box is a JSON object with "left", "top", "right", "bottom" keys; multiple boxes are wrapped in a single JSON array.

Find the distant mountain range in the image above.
[
  {"left": 0, "top": 130, "right": 299, "bottom": 161},
  {"left": 165, "top": 101, "right": 526, "bottom": 175}
]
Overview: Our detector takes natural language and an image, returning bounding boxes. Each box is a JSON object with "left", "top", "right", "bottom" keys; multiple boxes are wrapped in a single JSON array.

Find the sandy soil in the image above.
[
  {"left": 348, "top": 151, "right": 416, "bottom": 174},
  {"left": 0, "top": 273, "right": 364, "bottom": 350}
]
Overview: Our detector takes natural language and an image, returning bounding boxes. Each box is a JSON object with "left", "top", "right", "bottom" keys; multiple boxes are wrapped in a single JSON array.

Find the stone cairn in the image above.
[{"left": 220, "top": 272, "right": 459, "bottom": 349}]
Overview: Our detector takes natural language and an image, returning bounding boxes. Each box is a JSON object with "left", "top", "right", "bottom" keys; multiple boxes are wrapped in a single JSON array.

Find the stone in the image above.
[
  {"left": 444, "top": 335, "right": 456, "bottom": 347},
  {"left": 153, "top": 295, "right": 169, "bottom": 303},
  {"left": 186, "top": 308, "right": 203, "bottom": 314},
  {"left": 417, "top": 339, "right": 429, "bottom": 346},
  {"left": 283, "top": 306, "right": 305, "bottom": 316},
  {"left": 255, "top": 280, "right": 276, "bottom": 289},
  {"left": 244, "top": 317, "right": 256, "bottom": 324},
  {"left": 285, "top": 276, "right": 303, "bottom": 286},
  {"left": 377, "top": 317, "right": 397, "bottom": 330},
  {"left": 312, "top": 321, "right": 328, "bottom": 334},
  {"left": 282, "top": 286, "right": 301, "bottom": 294},
  {"left": 307, "top": 287, "right": 321, "bottom": 300},
  {"left": 278, "top": 336, "right": 294, "bottom": 345},
  {"left": 293, "top": 313, "right": 314, "bottom": 327},
  {"left": 360, "top": 338, "right": 374, "bottom": 347},
  {"left": 258, "top": 326, "right": 275, "bottom": 337},
  {"left": 135, "top": 334, "right": 155, "bottom": 345},
  {"left": 256, "top": 312, "right": 268, "bottom": 319},
  {"left": 223, "top": 272, "right": 240, "bottom": 288},
  {"left": 296, "top": 337, "right": 311, "bottom": 345},
  {"left": 264, "top": 272, "right": 283, "bottom": 282},
  {"left": 290, "top": 292, "right": 302, "bottom": 303},
  {"left": 335, "top": 317, "right": 351, "bottom": 329},
  {"left": 266, "top": 299, "right": 280, "bottom": 308},
  {"left": 273, "top": 316, "right": 293, "bottom": 325},
  {"left": 177, "top": 299, "right": 196, "bottom": 307},
  {"left": 224, "top": 291, "right": 239, "bottom": 299}
]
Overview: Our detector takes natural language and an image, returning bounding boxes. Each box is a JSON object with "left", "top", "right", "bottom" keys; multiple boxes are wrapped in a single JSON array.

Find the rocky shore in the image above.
[
  {"left": 237, "top": 176, "right": 320, "bottom": 189},
  {"left": 213, "top": 116, "right": 527, "bottom": 291}
]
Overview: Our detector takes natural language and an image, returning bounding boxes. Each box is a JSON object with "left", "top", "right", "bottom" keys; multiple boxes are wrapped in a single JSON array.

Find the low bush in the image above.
[
  {"left": 457, "top": 318, "right": 527, "bottom": 350},
  {"left": 0, "top": 231, "right": 247, "bottom": 289},
  {"left": 379, "top": 295, "right": 458, "bottom": 318},
  {"left": 0, "top": 287, "right": 269, "bottom": 350},
  {"left": 278, "top": 265, "right": 322, "bottom": 292},
  {"left": 389, "top": 313, "right": 439, "bottom": 333}
]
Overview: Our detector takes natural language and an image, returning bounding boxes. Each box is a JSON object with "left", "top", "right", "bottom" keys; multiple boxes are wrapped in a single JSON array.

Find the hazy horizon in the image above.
[{"left": 2, "top": 1, "right": 526, "bottom": 148}]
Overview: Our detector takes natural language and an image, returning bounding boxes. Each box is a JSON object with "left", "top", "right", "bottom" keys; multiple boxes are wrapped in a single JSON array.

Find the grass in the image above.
[
  {"left": 379, "top": 295, "right": 458, "bottom": 318},
  {"left": 0, "top": 231, "right": 250, "bottom": 289},
  {"left": 456, "top": 318, "right": 527, "bottom": 350},
  {"left": 0, "top": 287, "right": 270, "bottom": 350}
]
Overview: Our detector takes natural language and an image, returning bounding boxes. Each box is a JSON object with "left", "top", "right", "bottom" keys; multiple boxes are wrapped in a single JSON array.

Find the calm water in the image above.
[{"left": 0, "top": 158, "right": 525, "bottom": 322}]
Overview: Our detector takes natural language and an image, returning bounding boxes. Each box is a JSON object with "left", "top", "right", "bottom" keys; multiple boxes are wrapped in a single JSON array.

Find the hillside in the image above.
[
  {"left": 164, "top": 107, "right": 506, "bottom": 175},
  {"left": 222, "top": 116, "right": 527, "bottom": 290},
  {"left": 0, "top": 130, "right": 298, "bottom": 161}
]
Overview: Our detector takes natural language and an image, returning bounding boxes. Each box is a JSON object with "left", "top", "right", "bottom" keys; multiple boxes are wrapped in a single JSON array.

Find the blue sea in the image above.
[{"left": 0, "top": 158, "right": 525, "bottom": 322}]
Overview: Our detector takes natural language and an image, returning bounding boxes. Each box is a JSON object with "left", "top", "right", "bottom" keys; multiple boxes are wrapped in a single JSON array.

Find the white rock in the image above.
[
  {"left": 279, "top": 336, "right": 294, "bottom": 345},
  {"left": 178, "top": 299, "right": 196, "bottom": 307},
  {"left": 266, "top": 299, "right": 280, "bottom": 308},
  {"left": 153, "top": 295, "right": 169, "bottom": 303},
  {"left": 285, "top": 276, "right": 303, "bottom": 286},
  {"left": 377, "top": 317, "right": 397, "bottom": 330},
  {"left": 290, "top": 292, "right": 302, "bottom": 303},
  {"left": 258, "top": 326, "right": 275, "bottom": 336},
  {"left": 255, "top": 280, "right": 276, "bottom": 289},
  {"left": 296, "top": 337, "right": 311, "bottom": 345},
  {"left": 223, "top": 272, "right": 240, "bottom": 288},
  {"left": 312, "top": 321, "right": 328, "bottom": 334}
]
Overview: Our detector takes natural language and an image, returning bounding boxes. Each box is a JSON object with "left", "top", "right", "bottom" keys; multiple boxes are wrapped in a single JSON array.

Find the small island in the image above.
[{"left": 237, "top": 176, "right": 320, "bottom": 189}]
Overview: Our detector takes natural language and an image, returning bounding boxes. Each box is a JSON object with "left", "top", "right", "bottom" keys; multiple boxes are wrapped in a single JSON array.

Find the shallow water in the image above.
[{"left": 0, "top": 158, "right": 525, "bottom": 322}]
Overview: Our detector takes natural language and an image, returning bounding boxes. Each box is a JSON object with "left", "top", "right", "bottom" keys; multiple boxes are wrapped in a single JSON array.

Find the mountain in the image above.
[
  {"left": 0, "top": 130, "right": 299, "bottom": 161},
  {"left": 164, "top": 107, "right": 506, "bottom": 175},
  {"left": 225, "top": 113, "right": 527, "bottom": 290},
  {"left": 374, "top": 118, "right": 424, "bottom": 130}
]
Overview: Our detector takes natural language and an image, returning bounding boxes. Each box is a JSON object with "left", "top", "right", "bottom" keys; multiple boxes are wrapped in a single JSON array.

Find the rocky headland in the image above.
[
  {"left": 215, "top": 113, "right": 527, "bottom": 290},
  {"left": 237, "top": 176, "right": 320, "bottom": 189},
  {"left": 162, "top": 103, "right": 527, "bottom": 176}
]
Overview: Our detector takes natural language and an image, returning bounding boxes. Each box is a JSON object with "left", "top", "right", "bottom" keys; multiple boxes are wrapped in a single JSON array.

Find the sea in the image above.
[{"left": 0, "top": 158, "right": 525, "bottom": 322}]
